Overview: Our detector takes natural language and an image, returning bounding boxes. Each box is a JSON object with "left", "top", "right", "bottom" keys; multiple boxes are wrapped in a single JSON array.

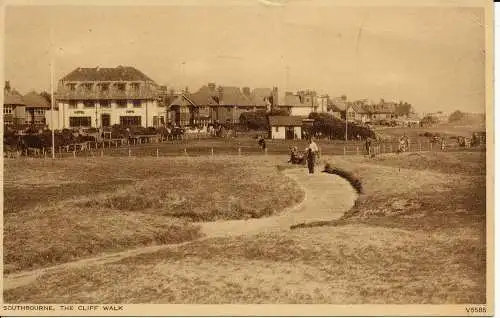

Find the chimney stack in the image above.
[
  {"left": 272, "top": 86, "right": 279, "bottom": 108},
  {"left": 217, "top": 86, "right": 224, "bottom": 103},
  {"left": 5, "top": 81, "right": 11, "bottom": 92},
  {"left": 208, "top": 82, "right": 216, "bottom": 92},
  {"left": 242, "top": 87, "right": 251, "bottom": 96}
]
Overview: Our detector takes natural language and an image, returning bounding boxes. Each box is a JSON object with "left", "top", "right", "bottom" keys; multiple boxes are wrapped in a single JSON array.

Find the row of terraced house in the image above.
[{"left": 5, "top": 65, "right": 397, "bottom": 130}]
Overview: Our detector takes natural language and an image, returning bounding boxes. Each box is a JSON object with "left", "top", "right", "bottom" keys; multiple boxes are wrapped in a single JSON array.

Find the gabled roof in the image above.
[
  {"left": 327, "top": 98, "right": 344, "bottom": 112},
  {"left": 269, "top": 116, "right": 304, "bottom": 127},
  {"left": 188, "top": 91, "right": 218, "bottom": 106},
  {"left": 4, "top": 89, "right": 25, "bottom": 105},
  {"left": 348, "top": 103, "right": 369, "bottom": 114},
  {"left": 282, "top": 93, "right": 316, "bottom": 107},
  {"left": 220, "top": 86, "right": 254, "bottom": 106},
  {"left": 23, "top": 91, "right": 51, "bottom": 109},
  {"left": 168, "top": 94, "right": 194, "bottom": 107},
  {"left": 251, "top": 88, "right": 273, "bottom": 107},
  {"left": 61, "top": 66, "right": 153, "bottom": 82}
]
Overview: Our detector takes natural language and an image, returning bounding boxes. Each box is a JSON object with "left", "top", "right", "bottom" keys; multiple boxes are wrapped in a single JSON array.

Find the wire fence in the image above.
[{"left": 4, "top": 138, "right": 486, "bottom": 161}]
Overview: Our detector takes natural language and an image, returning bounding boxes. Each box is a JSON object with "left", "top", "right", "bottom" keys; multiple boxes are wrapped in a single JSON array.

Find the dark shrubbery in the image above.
[
  {"left": 308, "top": 112, "right": 376, "bottom": 140},
  {"left": 323, "top": 163, "right": 363, "bottom": 194}
]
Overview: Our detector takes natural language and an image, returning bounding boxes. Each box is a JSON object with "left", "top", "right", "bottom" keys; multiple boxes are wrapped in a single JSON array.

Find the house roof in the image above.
[
  {"left": 187, "top": 91, "right": 218, "bottom": 106},
  {"left": 4, "top": 89, "right": 25, "bottom": 105},
  {"left": 61, "top": 66, "right": 154, "bottom": 82},
  {"left": 220, "top": 86, "right": 253, "bottom": 106},
  {"left": 251, "top": 88, "right": 273, "bottom": 106},
  {"left": 269, "top": 116, "right": 304, "bottom": 127},
  {"left": 23, "top": 91, "right": 51, "bottom": 109},
  {"left": 327, "top": 98, "right": 344, "bottom": 112},
  {"left": 283, "top": 93, "right": 317, "bottom": 107}
]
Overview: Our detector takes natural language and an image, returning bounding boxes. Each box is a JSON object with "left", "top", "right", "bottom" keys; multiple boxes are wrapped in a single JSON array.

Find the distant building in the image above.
[
  {"left": 280, "top": 91, "right": 318, "bottom": 116},
  {"left": 3, "top": 82, "right": 26, "bottom": 126},
  {"left": 168, "top": 83, "right": 276, "bottom": 126},
  {"left": 55, "top": 66, "right": 164, "bottom": 129},
  {"left": 23, "top": 91, "right": 51, "bottom": 126},
  {"left": 268, "top": 116, "right": 303, "bottom": 140}
]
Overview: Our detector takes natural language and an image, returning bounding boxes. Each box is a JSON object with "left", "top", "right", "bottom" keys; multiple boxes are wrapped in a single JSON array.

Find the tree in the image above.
[
  {"left": 395, "top": 101, "right": 413, "bottom": 117},
  {"left": 448, "top": 110, "right": 465, "bottom": 123},
  {"left": 40, "top": 91, "right": 51, "bottom": 105}
]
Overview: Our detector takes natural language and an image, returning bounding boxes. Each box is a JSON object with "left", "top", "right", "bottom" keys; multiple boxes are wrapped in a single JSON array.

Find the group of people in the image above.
[{"left": 288, "top": 137, "right": 320, "bottom": 174}]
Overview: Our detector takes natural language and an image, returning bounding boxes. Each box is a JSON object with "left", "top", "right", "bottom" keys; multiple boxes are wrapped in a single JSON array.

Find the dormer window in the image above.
[
  {"left": 67, "top": 83, "right": 76, "bottom": 91},
  {"left": 133, "top": 100, "right": 142, "bottom": 108}
]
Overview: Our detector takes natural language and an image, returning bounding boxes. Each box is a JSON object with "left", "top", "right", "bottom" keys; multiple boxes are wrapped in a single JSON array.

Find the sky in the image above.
[{"left": 3, "top": 1, "right": 487, "bottom": 114}]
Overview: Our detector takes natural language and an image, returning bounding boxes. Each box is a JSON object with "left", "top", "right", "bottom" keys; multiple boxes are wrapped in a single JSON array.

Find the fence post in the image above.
[
  {"left": 156, "top": 148, "right": 159, "bottom": 158},
  {"left": 184, "top": 148, "right": 187, "bottom": 155},
  {"left": 238, "top": 147, "right": 241, "bottom": 156},
  {"left": 101, "top": 149, "right": 104, "bottom": 157},
  {"left": 356, "top": 145, "right": 359, "bottom": 156},
  {"left": 128, "top": 148, "right": 131, "bottom": 157},
  {"left": 343, "top": 145, "right": 346, "bottom": 156},
  {"left": 211, "top": 147, "right": 214, "bottom": 156},
  {"left": 419, "top": 141, "right": 422, "bottom": 152},
  {"left": 430, "top": 142, "right": 433, "bottom": 151},
  {"left": 73, "top": 150, "right": 76, "bottom": 158}
]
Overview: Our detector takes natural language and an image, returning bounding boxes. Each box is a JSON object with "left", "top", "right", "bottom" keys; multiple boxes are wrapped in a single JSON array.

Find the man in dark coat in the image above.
[{"left": 306, "top": 137, "right": 319, "bottom": 174}]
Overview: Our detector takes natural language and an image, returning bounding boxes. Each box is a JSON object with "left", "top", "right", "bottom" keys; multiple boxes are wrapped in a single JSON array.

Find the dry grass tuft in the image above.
[{"left": 4, "top": 156, "right": 303, "bottom": 273}]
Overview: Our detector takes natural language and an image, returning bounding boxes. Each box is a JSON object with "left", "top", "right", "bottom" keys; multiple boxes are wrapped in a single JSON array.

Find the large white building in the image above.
[{"left": 51, "top": 66, "right": 165, "bottom": 130}]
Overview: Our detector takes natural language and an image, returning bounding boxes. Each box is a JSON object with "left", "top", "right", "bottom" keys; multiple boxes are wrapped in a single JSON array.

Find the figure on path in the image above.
[{"left": 306, "top": 136, "right": 319, "bottom": 174}]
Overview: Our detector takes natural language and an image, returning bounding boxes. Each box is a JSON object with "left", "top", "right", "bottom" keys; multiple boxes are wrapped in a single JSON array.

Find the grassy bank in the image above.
[
  {"left": 4, "top": 156, "right": 303, "bottom": 273},
  {"left": 4, "top": 151, "right": 486, "bottom": 304}
]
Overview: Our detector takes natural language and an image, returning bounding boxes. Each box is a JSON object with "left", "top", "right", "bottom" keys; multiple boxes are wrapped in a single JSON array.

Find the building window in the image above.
[
  {"left": 84, "top": 101, "right": 95, "bottom": 108},
  {"left": 116, "top": 83, "right": 126, "bottom": 92},
  {"left": 100, "top": 100, "right": 111, "bottom": 108},
  {"left": 130, "top": 83, "right": 140, "bottom": 91},
  {"left": 116, "top": 100, "right": 127, "bottom": 108},
  {"left": 275, "top": 126, "right": 279, "bottom": 132},
  {"left": 4, "top": 119, "right": 13, "bottom": 125},
  {"left": 100, "top": 83, "right": 110, "bottom": 92},
  {"left": 82, "top": 83, "right": 93, "bottom": 92},
  {"left": 70, "top": 116, "right": 92, "bottom": 127},
  {"left": 67, "top": 83, "right": 76, "bottom": 91},
  {"left": 101, "top": 114, "right": 111, "bottom": 127},
  {"left": 68, "top": 100, "right": 78, "bottom": 109},
  {"left": 133, "top": 100, "right": 142, "bottom": 108},
  {"left": 3, "top": 106, "right": 12, "bottom": 114},
  {"left": 120, "top": 116, "right": 141, "bottom": 127}
]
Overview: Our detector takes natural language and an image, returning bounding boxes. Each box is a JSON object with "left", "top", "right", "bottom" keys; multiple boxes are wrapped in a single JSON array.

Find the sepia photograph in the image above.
[{"left": 1, "top": 0, "right": 493, "bottom": 316}]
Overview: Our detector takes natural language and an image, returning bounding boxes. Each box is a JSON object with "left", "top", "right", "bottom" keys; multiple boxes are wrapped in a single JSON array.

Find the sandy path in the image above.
[{"left": 3, "top": 168, "right": 358, "bottom": 291}]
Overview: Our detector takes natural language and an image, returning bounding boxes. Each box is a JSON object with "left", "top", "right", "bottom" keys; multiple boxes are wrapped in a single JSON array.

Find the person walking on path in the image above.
[{"left": 306, "top": 137, "right": 319, "bottom": 174}]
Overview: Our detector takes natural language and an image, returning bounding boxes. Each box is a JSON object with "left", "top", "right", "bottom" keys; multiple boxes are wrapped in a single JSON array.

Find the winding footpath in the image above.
[{"left": 4, "top": 168, "right": 358, "bottom": 291}]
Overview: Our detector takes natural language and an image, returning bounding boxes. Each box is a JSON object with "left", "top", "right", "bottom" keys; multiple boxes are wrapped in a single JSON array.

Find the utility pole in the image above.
[
  {"left": 50, "top": 27, "right": 56, "bottom": 159},
  {"left": 345, "top": 102, "right": 348, "bottom": 143}
]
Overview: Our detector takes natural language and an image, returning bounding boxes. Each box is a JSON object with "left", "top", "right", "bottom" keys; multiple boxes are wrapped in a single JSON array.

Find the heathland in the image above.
[{"left": 4, "top": 149, "right": 487, "bottom": 304}]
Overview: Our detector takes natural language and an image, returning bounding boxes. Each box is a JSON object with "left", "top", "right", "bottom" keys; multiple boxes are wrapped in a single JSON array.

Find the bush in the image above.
[
  {"left": 308, "top": 112, "right": 376, "bottom": 140},
  {"left": 323, "top": 163, "right": 363, "bottom": 194}
]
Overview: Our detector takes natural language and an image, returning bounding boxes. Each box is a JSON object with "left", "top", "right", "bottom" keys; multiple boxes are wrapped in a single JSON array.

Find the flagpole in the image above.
[{"left": 50, "top": 27, "right": 55, "bottom": 159}]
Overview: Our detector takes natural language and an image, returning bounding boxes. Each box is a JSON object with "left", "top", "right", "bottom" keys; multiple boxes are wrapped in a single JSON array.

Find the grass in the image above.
[
  {"left": 4, "top": 156, "right": 303, "bottom": 273},
  {"left": 5, "top": 224, "right": 485, "bottom": 304},
  {"left": 4, "top": 151, "right": 486, "bottom": 304}
]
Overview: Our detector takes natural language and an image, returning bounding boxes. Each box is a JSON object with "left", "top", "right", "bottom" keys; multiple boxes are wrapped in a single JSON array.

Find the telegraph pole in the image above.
[
  {"left": 345, "top": 103, "right": 348, "bottom": 142},
  {"left": 50, "top": 27, "right": 56, "bottom": 159}
]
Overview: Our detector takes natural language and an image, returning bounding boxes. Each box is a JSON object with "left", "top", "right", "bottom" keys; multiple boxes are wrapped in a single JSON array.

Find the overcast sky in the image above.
[{"left": 4, "top": 1, "right": 486, "bottom": 113}]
